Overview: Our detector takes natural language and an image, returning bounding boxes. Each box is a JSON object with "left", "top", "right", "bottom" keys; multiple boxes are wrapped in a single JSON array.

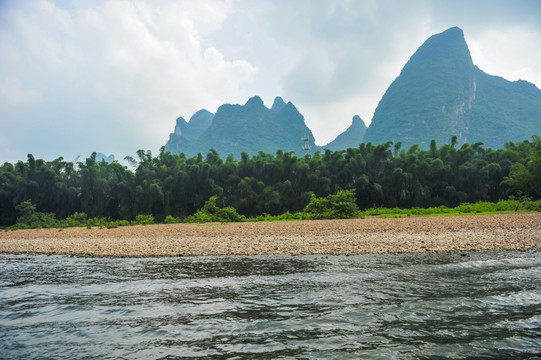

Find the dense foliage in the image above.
[
  {"left": 1, "top": 136, "right": 540, "bottom": 228},
  {"left": 184, "top": 196, "right": 244, "bottom": 223},
  {"left": 304, "top": 190, "right": 359, "bottom": 219}
]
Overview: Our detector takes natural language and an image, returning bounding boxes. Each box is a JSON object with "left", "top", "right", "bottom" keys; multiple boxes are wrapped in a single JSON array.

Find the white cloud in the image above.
[
  {"left": 0, "top": 75, "right": 42, "bottom": 104},
  {"left": 0, "top": 0, "right": 256, "bottom": 162},
  {"left": 233, "top": 0, "right": 436, "bottom": 143},
  {"left": 468, "top": 26, "right": 541, "bottom": 87},
  {"left": 0, "top": 0, "right": 540, "bottom": 162}
]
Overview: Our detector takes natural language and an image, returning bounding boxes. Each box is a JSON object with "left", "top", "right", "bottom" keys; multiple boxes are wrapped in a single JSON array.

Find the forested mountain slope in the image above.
[
  {"left": 363, "top": 27, "right": 541, "bottom": 149},
  {"left": 165, "top": 97, "right": 317, "bottom": 157}
]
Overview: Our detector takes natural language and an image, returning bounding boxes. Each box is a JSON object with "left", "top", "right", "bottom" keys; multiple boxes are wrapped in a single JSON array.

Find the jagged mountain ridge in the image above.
[
  {"left": 96, "top": 152, "right": 115, "bottom": 163},
  {"left": 363, "top": 26, "right": 541, "bottom": 149},
  {"left": 165, "top": 96, "right": 318, "bottom": 157},
  {"left": 165, "top": 110, "right": 214, "bottom": 155},
  {"left": 165, "top": 27, "right": 541, "bottom": 157},
  {"left": 174, "top": 109, "right": 214, "bottom": 140}
]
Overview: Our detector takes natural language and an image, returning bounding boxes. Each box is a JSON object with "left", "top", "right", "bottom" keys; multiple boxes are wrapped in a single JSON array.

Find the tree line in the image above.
[{"left": 1, "top": 135, "right": 540, "bottom": 227}]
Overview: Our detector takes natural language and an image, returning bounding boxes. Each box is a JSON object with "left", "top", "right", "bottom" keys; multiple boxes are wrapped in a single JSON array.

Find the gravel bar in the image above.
[{"left": 1, "top": 213, "right": 540, "bottom": 257}]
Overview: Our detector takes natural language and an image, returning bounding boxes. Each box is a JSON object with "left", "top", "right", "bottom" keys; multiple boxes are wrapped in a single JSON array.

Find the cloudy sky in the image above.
[{"left": 1, "top": 0, "right": 540, "bottom": 163}]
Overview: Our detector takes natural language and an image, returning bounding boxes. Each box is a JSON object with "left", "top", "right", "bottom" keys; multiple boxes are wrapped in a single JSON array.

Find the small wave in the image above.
[{"left": 1, "top": 251, "right": 540, "bottom": 359}]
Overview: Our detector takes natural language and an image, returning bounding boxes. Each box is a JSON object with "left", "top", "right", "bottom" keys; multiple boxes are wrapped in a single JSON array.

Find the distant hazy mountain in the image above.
[
  {"left": 165, "top": 109, "right": 214, "bottom": 155},
  {"left": 324, "top": 115, "right": 367, "bottom": 151},
  {"left": 164, "top": 27, "right": 540, "bottom": 156},
  {"left": 363, "top": 26, "right": 541, "bottom": 149},
  {"left": 96, "top": 153, "right": 115, "bottom": 163},
  {"left": 165, "top": 96, "right": 317, "bottom": 158}
]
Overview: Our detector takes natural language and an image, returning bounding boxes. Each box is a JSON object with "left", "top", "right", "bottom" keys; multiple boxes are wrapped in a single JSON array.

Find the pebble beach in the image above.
[{"left": 1, "top": 213, "right": 540, "bottom": 257}]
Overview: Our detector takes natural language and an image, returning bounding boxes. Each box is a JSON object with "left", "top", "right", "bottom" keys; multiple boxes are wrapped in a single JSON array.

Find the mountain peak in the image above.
[
  {"left": 271, "top": 96, "right": 287, "bottom": 112},
  {"left": 324, "top": 115, "right": 367, "bottom": 151},
  {"left": 167, "top": 110, "right": 213, "bottom": 147},
  {"left": 165, "top": 96, "right": 316, "bottom": 157},
  {"left": 408, "top": 26, "right": 472, "bottom": 70},
  {"left": 351, "top": 115, "right": 365, "bottom": 127},
  {"left": 363, "top": 27, "right": 541, "bottom": 149},
  {"left": 435, "top": 26, "right": 467, "bottom": 48},
  {"left": 188, "top": 109, "right": 214, "bottom": 134},
  {"left": 190, "top": 109, "right": 213, "bottom": 123},
  {"left": 245, "top": 96, "right": 265, "bottom": 108},
  {"left": 363, "top": 26, "right": 475, "bottom": 148},
  {"left": 173, "top": 117, "right": 188, "bottom": 136},
  {"left": 442, "top": 26, "right": 463, "bottom": 36}
]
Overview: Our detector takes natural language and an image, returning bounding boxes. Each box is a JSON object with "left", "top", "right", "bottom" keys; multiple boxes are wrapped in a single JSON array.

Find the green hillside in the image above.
[
  {"left": 165, "top": 96, "right": 317, "bottom": 158},
  {"left": 466, "top": 69, "right": 541, "bottom": 146},
  {"left": 363, "top": 26, "right": 541, "bottom": 149},
  {"left": 165, "top": 110, "right": 214, "bottom": 154}
]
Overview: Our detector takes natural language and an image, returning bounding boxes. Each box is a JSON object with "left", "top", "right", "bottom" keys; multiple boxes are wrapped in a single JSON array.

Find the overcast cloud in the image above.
[{"left": 0, "top": 0, "right": 540, "bottom": 163}]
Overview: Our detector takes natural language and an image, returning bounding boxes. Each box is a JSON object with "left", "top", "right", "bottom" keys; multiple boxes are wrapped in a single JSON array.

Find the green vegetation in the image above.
[
  {"left": 360, "top": 198, "right": 541, "bottom": 218},
  {"left": 134, "top": 214, "right": 155, "bottom": 225},
  {"left": 6, "top": 201, "right": 156, "bottom": 230},
  {"left": 304, "top": 189, "right": 359, "bottom": 219},
  {"left": 165, "top": 96, "right": 318, "bottom": 158},
  {"left": 4, "top": 196, "right": 541, "bottom": 230},
  {"left": 10, "top": 200, "right": 58, "bottom": 229},
  {"left": 164, "top": 215, "right": 181, "bottom": 224},
  {"left": 184, "top": 196, "right": 244, "bottom": 223},
  {"left": 1, "top": 135, "right": 540, "bottom": 230}
]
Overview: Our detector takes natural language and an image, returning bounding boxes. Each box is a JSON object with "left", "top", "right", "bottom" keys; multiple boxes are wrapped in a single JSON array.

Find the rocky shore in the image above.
[{"left": 1, "top": 213, "right": 540, "bottom": 257}]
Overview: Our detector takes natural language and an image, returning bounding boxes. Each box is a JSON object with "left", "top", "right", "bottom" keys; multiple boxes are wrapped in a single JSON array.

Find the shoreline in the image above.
[{"left": 1, "top": 213, "right": 540, "bottom": 257}]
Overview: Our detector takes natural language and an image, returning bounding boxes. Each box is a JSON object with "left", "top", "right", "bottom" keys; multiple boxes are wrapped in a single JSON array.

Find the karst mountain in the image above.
[
  {"left": 363, "top": 26, "right": 541, "bottom": 149},
  {"left": 165, "top": 27, "right": 540, "bottom": 157}
]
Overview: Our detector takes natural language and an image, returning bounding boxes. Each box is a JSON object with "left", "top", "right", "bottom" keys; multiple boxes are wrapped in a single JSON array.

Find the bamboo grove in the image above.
[{"left": 1, "top": 135, "right": 540, "bottom": 227}]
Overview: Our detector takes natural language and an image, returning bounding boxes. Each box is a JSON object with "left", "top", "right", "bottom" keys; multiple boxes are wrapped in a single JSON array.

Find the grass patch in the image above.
[
  {"left": 359, "top": 199, "right": 541, "bottom": 218},
  {"left": 5, "top": 199, "right": 540, "bottom": 230}
]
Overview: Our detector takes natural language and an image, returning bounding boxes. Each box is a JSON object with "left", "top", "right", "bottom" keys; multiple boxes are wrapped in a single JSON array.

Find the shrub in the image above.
[
  {"left": 15, "top": 200, "right": 39, "bottom": 225},
  {"left": 164, "top": 215, "right": 181, "bottom": 224},
  {"left": 135, "top": 214, "right": 155, "bottom": 225},
  {"left": 71, "top": 212, "right": 88, "bottom": 222},
  {"left": 86, "top": 217, "right": 108, "bottom": 228},
  {"left": 10, "top": 200, "right": 59, "bottom": 229},
  {"left": 278, "top": 211, "right": 303, "bottom": 221},
  {"left": 184, "top": 196, "right": 243, "bottom": 223},
  {"left": 184, "top": 211, "right": 214, "bottom": 223},
  {"left": 59, "top": 212, "right": 88, "bottom": 228},
  {"left": 202, "top": 196, "right": 221, "bottom": 215},
  {"left": 215, "top": 207, "right": 244, "bottom": 222},
  {"left": 303, "top": 189, "right": 359, "bottom": 219}
]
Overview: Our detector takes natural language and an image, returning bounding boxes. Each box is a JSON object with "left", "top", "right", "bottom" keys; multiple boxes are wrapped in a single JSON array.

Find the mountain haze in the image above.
[
  {"left": 363, "top": 26, "right": 541, "bottom": 149},
  {"left": 95, "top": 153, "right": 115, "bottom": 163}
]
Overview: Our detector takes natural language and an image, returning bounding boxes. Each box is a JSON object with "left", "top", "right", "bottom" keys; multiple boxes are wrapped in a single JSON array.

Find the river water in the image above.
[{"left": 1, "top": 251, "right": 540, "bottom": 359}]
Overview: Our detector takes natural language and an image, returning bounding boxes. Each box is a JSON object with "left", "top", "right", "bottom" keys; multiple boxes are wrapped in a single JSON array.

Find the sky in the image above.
[{"left": 1, "top": 0, "right": 540, "bottom": 163}]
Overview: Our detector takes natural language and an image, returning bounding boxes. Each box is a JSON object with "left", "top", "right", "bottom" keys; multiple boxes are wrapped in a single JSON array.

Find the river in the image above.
[{"left": 1, "top": 251, "right": 540, "bottom": 359}]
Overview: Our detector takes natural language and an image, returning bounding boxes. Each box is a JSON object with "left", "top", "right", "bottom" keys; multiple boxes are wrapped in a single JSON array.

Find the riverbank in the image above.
[{"left": 1, "top": 213, "right": 540, "bottom": 257}]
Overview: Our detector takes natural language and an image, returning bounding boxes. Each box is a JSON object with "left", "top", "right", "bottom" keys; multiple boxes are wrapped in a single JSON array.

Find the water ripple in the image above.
[{"left": 1, "top": 251, "right": 541, "bottom": 359}]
